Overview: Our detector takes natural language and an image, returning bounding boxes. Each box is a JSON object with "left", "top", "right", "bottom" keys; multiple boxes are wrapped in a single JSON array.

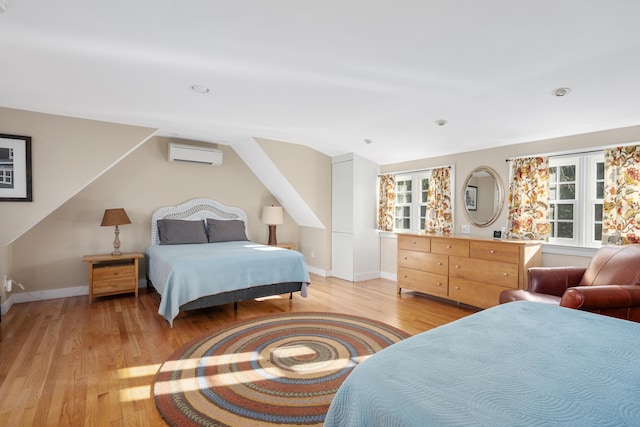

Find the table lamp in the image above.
[
  {"left": 261, "top": 206, "right": 283, "bottom": 246},
  {"left": 101, "top": 208, "right": 131, "bottom": 255}
]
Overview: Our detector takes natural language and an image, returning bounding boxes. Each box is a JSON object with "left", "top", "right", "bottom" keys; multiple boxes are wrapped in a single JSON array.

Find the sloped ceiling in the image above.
[{"left": 1, "top": 1, "right": 640, "bottom": 165}]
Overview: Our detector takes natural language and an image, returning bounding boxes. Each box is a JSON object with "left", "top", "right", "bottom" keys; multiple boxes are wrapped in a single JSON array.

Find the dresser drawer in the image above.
[
  {"left": 398, "top": 250, "right": 448, "bottom": 275},
  {"left": 449, "top": 256, "right": 519, "bottom": 288},
  {"left": 398, "top": 267, "right": 448, "bottom": 298},
  {"left": 470, "top": 241, "right": 520, "bottom": 264},
  {"left": 93, "top": 264, "right": 135, "bottom": 282},
  {"left": 431, "top": 238, "right": 469, "bottom": 257},
  {"left": 449, "top": 277, "right": 508, "bottom": 309},
  {"left": 398, "top": 235, "right": 430, "bottom": 252}
]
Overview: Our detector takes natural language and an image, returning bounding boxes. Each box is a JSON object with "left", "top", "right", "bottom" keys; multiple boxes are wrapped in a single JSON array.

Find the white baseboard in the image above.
[
  {"left": 307, "top": 265, "right": 329, "bottom": 277},
  {"left": 353, "top": 271, "right": 382, "bottom": 282},
  {"left": 380, "top": 271, "right": 397, "bottom": 281},
  {"left": 1, "top": 280, "right": 148, "bottom": 315}
]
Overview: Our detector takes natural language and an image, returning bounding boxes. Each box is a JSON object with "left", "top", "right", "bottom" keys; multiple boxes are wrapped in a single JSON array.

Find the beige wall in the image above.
[
  {"left": 258, "top": 138, "right": 332, "bottom": 271},
  {"left": 0, "top": 108, "right": 155, "bottom": 247},
  {"left": 380, "top": 124, "right": 640, "bottom": 276}
]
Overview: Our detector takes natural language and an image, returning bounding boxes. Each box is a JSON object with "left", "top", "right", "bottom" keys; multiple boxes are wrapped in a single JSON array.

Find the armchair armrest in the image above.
[
  {"left": 560, "top": 285, "right": 640, "bottom": 311},
  {"left": 527, "top": 267, "right": 586, "bottom": 296}
]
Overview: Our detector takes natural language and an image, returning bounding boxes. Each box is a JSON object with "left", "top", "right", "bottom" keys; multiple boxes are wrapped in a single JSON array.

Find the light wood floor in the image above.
[{"left": 0, "top": 274, "right": 477, "bottom": 426}]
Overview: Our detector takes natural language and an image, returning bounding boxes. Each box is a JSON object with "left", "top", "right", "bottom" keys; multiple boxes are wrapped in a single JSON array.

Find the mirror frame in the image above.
[{"left": 462, "top": 166, "right": 504, "bottom": 228}]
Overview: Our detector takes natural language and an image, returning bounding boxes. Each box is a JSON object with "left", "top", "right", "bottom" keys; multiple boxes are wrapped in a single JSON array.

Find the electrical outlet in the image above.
[
  {"left": 310, "top": 251, "right": 315, "bottom": 258},
  {"left": 3, "top": 275, "right": 11, "bottom": 292},
  {"left": 461, "top": 224, "right": 471, "bottom": 234}
]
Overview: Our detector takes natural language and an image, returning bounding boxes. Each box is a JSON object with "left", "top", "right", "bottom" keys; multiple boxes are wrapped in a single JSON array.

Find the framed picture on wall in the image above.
[
  {"left": 465, "top": 185, "right": 477, "bottom": 211},
  {"left": 0, "top": 134, "right": 32, "bottom": 202}
]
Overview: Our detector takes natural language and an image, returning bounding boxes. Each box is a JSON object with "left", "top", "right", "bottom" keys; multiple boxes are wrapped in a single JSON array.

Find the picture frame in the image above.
[
  {"left": 0, "top": 134, "right": 32, "bottom": 202},
  {"left": 465, "top": 185, "right": 477, "bottom": 211}
]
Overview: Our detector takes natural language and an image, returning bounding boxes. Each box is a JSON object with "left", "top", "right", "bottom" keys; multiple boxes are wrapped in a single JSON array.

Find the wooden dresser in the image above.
[{"left": 397, "top": 233, "right": 542, "bottom": 309}]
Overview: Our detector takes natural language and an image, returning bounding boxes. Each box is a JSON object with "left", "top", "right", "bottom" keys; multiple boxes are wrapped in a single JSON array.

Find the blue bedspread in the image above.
[
  {"left": 147, "top": 241, "right": 311, "bottom": 325},
  {"left": 325, "top": 301, "right": 640, "bottom": 427}
]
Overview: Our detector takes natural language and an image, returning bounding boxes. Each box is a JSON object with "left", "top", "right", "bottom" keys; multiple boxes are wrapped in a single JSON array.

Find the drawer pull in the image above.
[
  {"left": 437, "top": 262, "right": 443, "bottom": 266},
  {"left": 490, "top": 250, "right": 495, "bottom": 254},
  {"left": 447, "top": 245, "right": 452, "bottom": 249},
  {"left": 412, "top": 241, "right": 417, "bottom": 245},
  {"left": 503, "top": 272, "right": 508, "bottom": 276},
  {"left": 404, "top": 256, "right": 408, "bottom": 260},
  {"left": 455, "top": 265, "right": 460, "bottom": 269},
  {"left": 436, "top": 282, "right": 442, "bottom": 286},
  {"left": 454, "top": 286, "right": 460, "bottom": 290},
  {"left": 403, "top": 274, "right": 407, "bottom": 278}
]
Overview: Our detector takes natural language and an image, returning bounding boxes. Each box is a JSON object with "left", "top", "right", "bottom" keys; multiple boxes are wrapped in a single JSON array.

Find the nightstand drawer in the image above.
[
  {"left": 93, "top": 264, "right": 135, "bottom": 281},
  {"left": 93, "top": 278, "right": 136, "bottom": 295}
]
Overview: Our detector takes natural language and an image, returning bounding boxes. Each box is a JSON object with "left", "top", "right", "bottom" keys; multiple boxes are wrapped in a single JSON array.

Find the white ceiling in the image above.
[{"left": 1, "top": 1, "right": 640, "bottom": 165}]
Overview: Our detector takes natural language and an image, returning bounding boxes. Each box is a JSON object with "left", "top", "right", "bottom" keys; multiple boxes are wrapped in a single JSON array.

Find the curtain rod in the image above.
[
  {"left": 505, "top": 149, "right": 601, "bottom": 162},
  {"left": 379, "top": 164, "right": 453, "bottom": 176},
  {"left": 505, "top": 142, "right": 638, "bottom": 162}
]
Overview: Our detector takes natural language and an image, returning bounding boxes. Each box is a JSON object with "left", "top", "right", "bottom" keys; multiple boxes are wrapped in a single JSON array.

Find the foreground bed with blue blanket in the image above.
[{"left": 325, "top": 301, "right": 640, "bottom": 426}]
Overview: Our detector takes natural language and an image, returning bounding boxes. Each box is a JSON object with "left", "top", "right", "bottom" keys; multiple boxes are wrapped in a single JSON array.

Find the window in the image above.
[
  {"left": 548, "top": 153, "right": 604, "bottom": 247},
  {"left": 394, "top": 172, "right": 429, "bottom": 232}
]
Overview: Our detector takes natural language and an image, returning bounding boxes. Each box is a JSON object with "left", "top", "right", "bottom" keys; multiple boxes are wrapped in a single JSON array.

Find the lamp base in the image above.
[
  {"left": 267, "top": 225, "right": 278, "bottom": 246},
  {"left": 112, "top": 226, "right": 123, "bottom": 256}
]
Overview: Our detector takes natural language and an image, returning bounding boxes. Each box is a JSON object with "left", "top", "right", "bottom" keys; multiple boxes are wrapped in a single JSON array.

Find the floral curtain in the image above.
[
  {"left": 506, "top": 157, "right": 550, "bottom": 240},
  {"left": 377, "top": 174, "right": 396, "bottom": 231},
  {"left": 424, "top": 166, "right": 453, "bottom": 233},
  {"left": 603, "top": 145, "right": 640, "bottom": 244}
]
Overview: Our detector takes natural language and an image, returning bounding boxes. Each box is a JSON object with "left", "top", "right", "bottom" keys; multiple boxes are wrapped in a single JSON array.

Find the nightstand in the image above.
[
  {"left": 277, "top": 244, "right": 295, "bottom": 250},
  {"left": 82, "top": 252, "right": 144, "bottom": 303}
]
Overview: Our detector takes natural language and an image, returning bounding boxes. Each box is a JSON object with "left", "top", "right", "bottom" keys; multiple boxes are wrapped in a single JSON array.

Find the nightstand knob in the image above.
[
  {"left": 455, "top": 286, "right": 460, "bottom": 290},
  {"left": 490, "top": 250, "right": 495, "bottom": 254}
]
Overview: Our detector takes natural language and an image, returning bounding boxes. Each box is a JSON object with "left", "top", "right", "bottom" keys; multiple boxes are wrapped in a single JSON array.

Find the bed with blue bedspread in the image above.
[
  {"left": 146, "top": 198, "right": 310, "bottom": 326},
  {"left": 325, "top": 301, "right": 640, "bottom": 427}
]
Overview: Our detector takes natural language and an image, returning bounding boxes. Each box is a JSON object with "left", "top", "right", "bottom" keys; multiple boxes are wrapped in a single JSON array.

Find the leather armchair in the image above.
[{"left": 500, "top": 244, "right": 640, "bottom": 322}]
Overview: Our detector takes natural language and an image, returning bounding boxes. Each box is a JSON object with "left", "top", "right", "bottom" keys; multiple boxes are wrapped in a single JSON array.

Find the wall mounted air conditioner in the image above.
[{"left": 168, "top": 143, "right": 223, "bottom": 166}]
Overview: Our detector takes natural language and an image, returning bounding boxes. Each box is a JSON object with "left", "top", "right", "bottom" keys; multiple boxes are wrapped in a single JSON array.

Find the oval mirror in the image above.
[{"left": 462, "top": 166, "right": 504, "bottom": 227}]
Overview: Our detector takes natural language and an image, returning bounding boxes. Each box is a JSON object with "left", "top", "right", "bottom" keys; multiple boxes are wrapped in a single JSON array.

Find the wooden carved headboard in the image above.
[{"left": 150, "top": 197, "right": 249, "bottom": 245}]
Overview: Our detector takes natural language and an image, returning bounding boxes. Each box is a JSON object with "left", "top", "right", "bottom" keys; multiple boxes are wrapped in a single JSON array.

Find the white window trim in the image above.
[{"left": 548, "top": 153, "right": 604, "bottom": 248}]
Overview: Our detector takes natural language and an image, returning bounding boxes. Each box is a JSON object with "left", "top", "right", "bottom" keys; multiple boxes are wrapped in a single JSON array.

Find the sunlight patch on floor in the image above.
[{"left": 118, "top": 364, "right": 162, "bottom": 379}]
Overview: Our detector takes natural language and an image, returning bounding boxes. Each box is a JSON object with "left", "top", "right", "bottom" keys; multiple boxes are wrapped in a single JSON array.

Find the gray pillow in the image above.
[
  {"left": 157, "top": 219, "right": 208, "bottom": 245},
  {"left": 206, "top": 218, "right": 248, "bottom": 243}
]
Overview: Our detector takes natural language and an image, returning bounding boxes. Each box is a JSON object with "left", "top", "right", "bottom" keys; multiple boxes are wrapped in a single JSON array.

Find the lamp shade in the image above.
[
  {"left": 261, "top": 206, "right": 283, "bottom": 225},
  {"left": 100, "top": 208, "right": 132, "bottom": 227}
]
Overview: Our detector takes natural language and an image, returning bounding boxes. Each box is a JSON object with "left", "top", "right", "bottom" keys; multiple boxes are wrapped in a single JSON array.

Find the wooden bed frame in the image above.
[{"left": 147, "top": 197, "right": 304, "bottom": 313}]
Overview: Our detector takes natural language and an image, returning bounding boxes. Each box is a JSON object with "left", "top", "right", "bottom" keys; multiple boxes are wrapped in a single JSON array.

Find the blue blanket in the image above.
[
  {"left": 147, "top": 241, "right": 311, "bottom": 325},
  {"left": 325, "top": 301, "right": 640, "bottom": 426}
]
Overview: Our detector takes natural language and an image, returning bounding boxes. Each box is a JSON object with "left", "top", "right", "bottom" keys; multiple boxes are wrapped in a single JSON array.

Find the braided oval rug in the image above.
[{"left": 153, "top": 312, "right": 410, "bottom": 426}]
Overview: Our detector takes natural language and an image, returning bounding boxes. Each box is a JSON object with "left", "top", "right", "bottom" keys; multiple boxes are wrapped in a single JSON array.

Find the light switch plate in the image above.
[{"left": 461, "top": 224, "right": 470, "bottom": 234}]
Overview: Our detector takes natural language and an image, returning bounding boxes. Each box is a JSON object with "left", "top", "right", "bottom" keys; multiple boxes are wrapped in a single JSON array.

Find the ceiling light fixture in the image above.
[
  {"left": 191, "top": 84, "right": 210, "bottom": 94},
  {"left": 552, "top": 87, "right": 571, "bottom": 97},
  {"left": 435, "top": 119, "right": 448, "bottom": 126}
]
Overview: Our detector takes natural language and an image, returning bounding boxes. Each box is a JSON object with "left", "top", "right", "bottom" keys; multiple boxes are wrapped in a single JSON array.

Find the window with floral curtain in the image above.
[
  {"left": 377, "top": 174, "right": 395, "bottom": 231},
  {"left": 603, "top": 145, "right": 640, "bottom": 244},
  {"left": 506, "top": 157, "right": 550, "bottom": 240},
  {"left": 423, "top": 166, "right": 453, "bottom": 233}
]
